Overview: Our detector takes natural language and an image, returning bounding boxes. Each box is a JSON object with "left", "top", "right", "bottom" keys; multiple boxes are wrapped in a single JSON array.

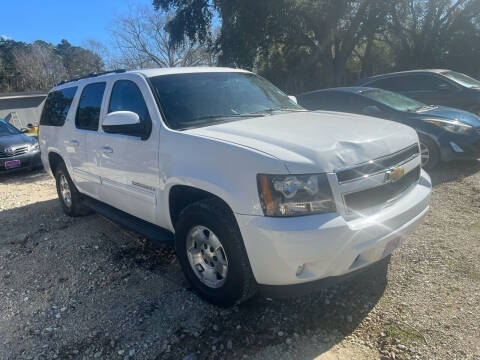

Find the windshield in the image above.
[
  {"left": 441, "top": 71, "right": 480, "bottom": 88},
  {"left": 360, "top": 89, "right": 427, "bottom": 112},
  {"left": 149, "top": 72, "right": 304, "bottom": 130},
  {"left": 0, "top": 120, "right": 21, "bottom": 137}
]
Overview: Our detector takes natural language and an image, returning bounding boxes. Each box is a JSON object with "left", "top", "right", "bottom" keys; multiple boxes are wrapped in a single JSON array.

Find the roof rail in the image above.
[{"left": 56, "top": 69, "right": 126, "bottom": 86}]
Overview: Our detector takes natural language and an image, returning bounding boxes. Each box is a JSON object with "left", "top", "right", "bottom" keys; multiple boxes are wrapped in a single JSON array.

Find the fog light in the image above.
[
  {"left": 296, "top": 264, "right": 305, "bottom": 276},
  {"left": 450, "top": 141, "right": 464, "bottom": 153}
]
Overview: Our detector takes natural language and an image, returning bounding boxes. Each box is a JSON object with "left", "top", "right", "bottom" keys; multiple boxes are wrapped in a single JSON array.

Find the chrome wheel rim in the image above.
[
  {"left": 59, "top": 174, "right": 72, "bottom": 208},
  {"left": 186, "top": 225, "right": 228, "bottom": 288},
  {"left": 420, "top": 142, "right": 430, "bottom": 168}
]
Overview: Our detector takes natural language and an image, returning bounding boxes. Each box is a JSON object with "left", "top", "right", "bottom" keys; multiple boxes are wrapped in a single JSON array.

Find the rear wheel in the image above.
[
  {"left": 175, "top": 198, "right": 257, "bottom": 306},
  {"left": 54, "top": 163, "right": 91, "bottom": 217},
  {"left": 418, "top": 134, "right": 440, "bottom": 171}
]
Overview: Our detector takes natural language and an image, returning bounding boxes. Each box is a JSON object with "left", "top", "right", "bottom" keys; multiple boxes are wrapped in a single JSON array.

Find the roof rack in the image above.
[{"left": 56, "top": 69, "right": 126, "bottom": 86}]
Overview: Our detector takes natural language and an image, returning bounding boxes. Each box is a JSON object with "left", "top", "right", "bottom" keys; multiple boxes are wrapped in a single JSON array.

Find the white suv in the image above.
[{"left": 39, "top": 67, "right": 432, "bottom": 306}]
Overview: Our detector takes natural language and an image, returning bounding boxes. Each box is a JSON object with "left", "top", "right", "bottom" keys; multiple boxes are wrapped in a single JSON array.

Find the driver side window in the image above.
[
  {"left": 109, "top": 80, "right": 150, "bottom": 122},
  {"left": 107, "top": 80, "right": 152, "bottom": 139}
]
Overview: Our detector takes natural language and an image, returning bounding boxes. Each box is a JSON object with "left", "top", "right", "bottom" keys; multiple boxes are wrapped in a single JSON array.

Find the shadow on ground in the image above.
[
  {"left": 0, "top": 196, "right": 388, "bottom": 359},
  {"left": 428, "top": 159, "right": 480, "bottom": 187}
]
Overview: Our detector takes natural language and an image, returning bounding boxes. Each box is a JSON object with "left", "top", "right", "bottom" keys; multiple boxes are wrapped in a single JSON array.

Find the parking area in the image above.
[{"left": 0, "top": 162, "right": 479, "bottom": 360}]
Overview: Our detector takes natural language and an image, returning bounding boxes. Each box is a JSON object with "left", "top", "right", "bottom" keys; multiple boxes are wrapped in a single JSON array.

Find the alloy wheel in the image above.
[
  {"left": 186, "top": 225, "right": 229, "bottom": 288},
  {"left": 59, "top": 174, "right": 72, "bottom": 208},
  {"left": 420, "top": 142, "right": 430, "bottom": 168}
]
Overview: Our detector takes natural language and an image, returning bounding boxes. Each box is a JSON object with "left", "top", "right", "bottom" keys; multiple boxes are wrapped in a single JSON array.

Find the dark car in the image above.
[
  {"left": 297, "top": 87, "right": 480, "bottom": 170},
  {"left": 0, "top": 119, "right": 42, "bottom": 173},
  {"left": 355, "top": 69, "right": 480, "bottom": 115}
]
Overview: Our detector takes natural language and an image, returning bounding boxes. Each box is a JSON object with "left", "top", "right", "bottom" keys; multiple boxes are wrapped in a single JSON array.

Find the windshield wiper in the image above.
[
  {"left": 248, "top": 107, "right": 306, "bottom": 115},
  {"left": 177, "top": 113, "right": 267, "bottom": 130}
]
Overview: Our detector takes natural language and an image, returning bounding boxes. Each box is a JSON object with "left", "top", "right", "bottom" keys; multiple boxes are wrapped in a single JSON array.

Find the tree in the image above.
[
  {"left": 108, "top": 5, "right": 214, "bottom": 69},
  {"left": 154, "top": 0, "right": 392, "bottom": 92},
  {"left": 385, "top": 0, "right": 480, "bottom": 70},
  {"left": 12, "top": 42, "right": 66, "bottom": 91},
  {"left": 55, "top": 39, "right": 104, "bottom": 78},
  {"left": 0, "top": 38, "right": 105, "bottom": 92}
]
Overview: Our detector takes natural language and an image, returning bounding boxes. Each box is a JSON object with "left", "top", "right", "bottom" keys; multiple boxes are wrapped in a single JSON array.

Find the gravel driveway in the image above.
[{"left": 0, "top": 162, "right": 479, "bottom": 360}]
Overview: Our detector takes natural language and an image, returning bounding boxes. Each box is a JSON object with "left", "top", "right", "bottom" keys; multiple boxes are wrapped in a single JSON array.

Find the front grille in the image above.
[
  {"left": 336, "top": 144, "right": 419, "bottom": 183},
  {"left": 343, "top": 166, "right": 421, "bottom": 213},
  {"left": 0, "top": 146, "right": 29, "bottom": 158}
]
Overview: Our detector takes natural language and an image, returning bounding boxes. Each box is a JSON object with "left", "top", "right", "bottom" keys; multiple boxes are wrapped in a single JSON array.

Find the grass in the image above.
[{"left": 386, "top": 322, "right": 425, "bottom": 344}]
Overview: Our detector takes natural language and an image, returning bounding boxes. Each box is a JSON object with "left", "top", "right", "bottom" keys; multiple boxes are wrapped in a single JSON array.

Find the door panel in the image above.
[
  {"left": 96, "top": 77, "right": 159, "bottom": 223},
  {"left": 71, "top": 82, "right": 107, "bottom": 198}
]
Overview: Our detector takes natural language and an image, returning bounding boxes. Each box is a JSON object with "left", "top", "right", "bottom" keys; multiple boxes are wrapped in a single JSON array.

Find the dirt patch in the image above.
[{"left": 1, "top": 162, "right": 479, "bottom": 360}]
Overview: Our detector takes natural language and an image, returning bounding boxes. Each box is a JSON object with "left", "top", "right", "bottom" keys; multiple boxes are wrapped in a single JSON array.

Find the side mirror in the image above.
[
  {"left": 103, "top": 111, "right": 140, "bottom": 127},
  {"left": 26, "top": 123, "right": 34, "bottom": 129},
  {"left": 363, "top": 105, "right": 383, "bottom": 117},
  {"left": 102, "top": 111, "right": 146, "bottom": 138},
  {"left": 288, "top": 95, "right": 298, "bottom": 104}
]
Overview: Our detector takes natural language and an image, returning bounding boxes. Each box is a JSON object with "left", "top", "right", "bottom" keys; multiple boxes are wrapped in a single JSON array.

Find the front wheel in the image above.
[
  {"left": 418, "top": 134, "right": 440, "bottom": 171},
  {"left": 175, "top": 198, "right": 257, "bottom": 306}
]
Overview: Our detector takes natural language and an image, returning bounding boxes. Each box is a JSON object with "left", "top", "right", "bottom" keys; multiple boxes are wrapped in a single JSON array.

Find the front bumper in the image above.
[
  {"left": 439, "top": 132, "right": 480, "bottom": 161},
  {"left": 236, "top": 170, "right": 431, "bottom": 286},
  {"left": 0, "top": 151, "right": 42, "bottom": 173}
]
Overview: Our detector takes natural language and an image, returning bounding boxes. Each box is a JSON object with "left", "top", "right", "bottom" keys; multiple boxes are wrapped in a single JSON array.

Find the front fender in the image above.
[{"left": 157, "top": 131, "right": 287, "bottom": 230}]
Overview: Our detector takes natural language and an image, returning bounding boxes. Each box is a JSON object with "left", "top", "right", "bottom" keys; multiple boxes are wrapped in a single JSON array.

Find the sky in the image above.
[{"left": 1, "top": 0, "right": 153, "bottom": 46}]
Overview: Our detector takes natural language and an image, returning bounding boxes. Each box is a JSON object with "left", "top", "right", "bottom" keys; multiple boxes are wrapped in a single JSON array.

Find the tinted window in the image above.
[
  {"left": 408, "top": 75, "right": 451, "bottom": 91},
  {"left": 367, "top": 77, "right": 405, "bottom": 91},
  {"left": 40, "top": 87, "right": 77, "bottom": 126},
  {"left": 76, "top": 82, "right": 106, "bottom": 131},
  {"left": 149, "top": 72, "right": 303, "bottom": 130},
  {"left": 299, "top": 92, "right": 372, "bottom": 113},
  {"left": 369, "top": 75, "right": 451, "bottom": 92},
  {"left": 108, "top": 80, "right": 150, "bottom": 123}
]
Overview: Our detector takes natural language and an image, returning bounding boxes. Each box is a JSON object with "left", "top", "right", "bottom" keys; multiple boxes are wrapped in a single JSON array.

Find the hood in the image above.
[
  {"left": 0, "top": 133, "right": 36, "bottom": 149},
  {"left": 414, "top": 106, "right": 480, "bottom": 128},
  {"left": 186, "top": 111, "right": 418, "bottom": 173}
]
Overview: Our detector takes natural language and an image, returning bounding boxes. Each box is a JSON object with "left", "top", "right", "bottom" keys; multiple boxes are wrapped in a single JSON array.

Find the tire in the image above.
[
  {"left": 54, "top": 162, "right": 91, "bottom": 217},
  {"left": 174, "top": 198, "right": 257, "bottom": 307},
  {"left": 418, "top": 133, "right": 440, "bottom": 171}
]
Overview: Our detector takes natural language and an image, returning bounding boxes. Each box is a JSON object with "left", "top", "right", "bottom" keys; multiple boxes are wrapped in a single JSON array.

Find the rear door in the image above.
[
  {"left": 70, "top": 82, "right": 107, "bottom": 198},
  {"left": 94, "top": 75, "right": 160, "bottom": 223}
]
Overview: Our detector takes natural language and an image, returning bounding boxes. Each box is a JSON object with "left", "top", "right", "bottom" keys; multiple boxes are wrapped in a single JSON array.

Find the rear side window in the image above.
[
  {"left": 299, "top": 92, "right": 367, "bottom": 113},
  {"left": 108, "top": 80, "right": 150, "bottom": 123},
  {"left": 366, "top": 77, "right": 402, "bottom": 91},
  {"left": 76, "top": 82, "right": 106, "bottom": 131},
  {"left": 368, "top": 75, "right": 451, "bottom": 92},
  {"left": 40, "top": 87, "right": 77, "bottom": 126},
  {"left": 298, "top": 92, "right": 342, "bottom": 110}
]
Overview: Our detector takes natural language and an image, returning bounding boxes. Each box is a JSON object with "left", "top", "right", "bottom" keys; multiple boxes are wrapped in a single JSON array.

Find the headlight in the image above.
[
  {"left": 257, "top": 174, "right": 336, "bottom": 217},
  {"left": 29, "top": 142, "right": 40, "bottom": 152},
  {"left": 423, "top": 118, "right": 472, "bottom": 134}
]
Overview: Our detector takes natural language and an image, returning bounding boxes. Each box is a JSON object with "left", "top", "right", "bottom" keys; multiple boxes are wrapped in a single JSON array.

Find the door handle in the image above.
[
  {"left": 100, "top": 146, "right": 114, "bottom": 154},
  {"left": 69, "top": 140, "right": 79, "bottom": 146}
]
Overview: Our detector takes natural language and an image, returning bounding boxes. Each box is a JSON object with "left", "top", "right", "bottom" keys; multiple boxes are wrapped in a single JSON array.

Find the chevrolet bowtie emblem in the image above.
[{"left": 386, "top": 167, "right": 405, "bottom": 183}]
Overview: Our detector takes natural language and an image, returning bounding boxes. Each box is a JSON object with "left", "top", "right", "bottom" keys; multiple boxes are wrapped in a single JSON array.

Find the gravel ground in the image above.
[{"left": 0, "top": 161, "right": 479, "bottom": 360}]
